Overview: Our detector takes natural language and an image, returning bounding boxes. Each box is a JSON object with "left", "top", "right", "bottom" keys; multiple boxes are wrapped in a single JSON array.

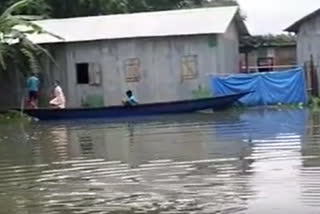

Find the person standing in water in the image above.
[
  {"left": 27, "top": 72, "right": 40, "bottom": 109},
  {"left": 49, "top": 80, "right": 66, "bottom": 109},
  {"left": 122, "top": 90, "right": 139, "bottom": 106}
]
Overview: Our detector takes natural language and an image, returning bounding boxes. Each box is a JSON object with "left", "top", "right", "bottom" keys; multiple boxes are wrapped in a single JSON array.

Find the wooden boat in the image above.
[{"left": 21, "top": 92, "right": 249, "bottom": 121}]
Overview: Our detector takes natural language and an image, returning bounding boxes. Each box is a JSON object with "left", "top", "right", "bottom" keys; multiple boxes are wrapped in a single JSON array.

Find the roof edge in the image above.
[
  {"left": 285, "top": 8, "right": 320, "bottom": 33},
  {"left": 35, "top": 6, "right": 240, "bottom": 24},
  {"left": 235, "top": 10, "right": 250, "bottom": 36},
  {"left": 30, "top": 6, "right": 245, "bottom": 44},
  {"left": 222, "top": 7, "right": 250, "bottom": 36},
  {"left": 35, "top": 33, "right": 223, "bottom": 45}
]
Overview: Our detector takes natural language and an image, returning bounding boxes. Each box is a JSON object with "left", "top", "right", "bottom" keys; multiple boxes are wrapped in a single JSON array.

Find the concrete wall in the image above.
[
  {"left": 57, "top": 30, "right": 239, "bottom": 108},
  {"left": 218, "top": 21, "right": 240, "bottom": 75},
  {"left": 296, "top": 15, "right": 320, "bottom": 94},
  {"left": 67, "top": 36, "right": 216, "bottom": 107}
]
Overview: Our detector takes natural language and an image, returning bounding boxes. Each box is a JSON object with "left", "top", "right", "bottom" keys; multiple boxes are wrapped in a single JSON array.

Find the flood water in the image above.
[{"left": 0, "top": 109, "right": 320, "bottom": 214}]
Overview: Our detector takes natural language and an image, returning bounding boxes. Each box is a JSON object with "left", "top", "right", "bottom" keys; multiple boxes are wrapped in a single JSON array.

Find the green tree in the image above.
[
  {"left": 0, "top": 0, "right": 50, "bottom": 17},
  {"left": 0, "top": 0, "right": 53, "bottom": 73},
  {"left": 43, "top": 0, "right": 194, "bottom": 18},
  {"left": 203, "top": 0, "right": 238, "bottom": 7},
  {"left": 240, "top": 34, "right": 296, "bottom": 53},
  {"left": 0, "top": 0, "right": 240, "bottom": 18}
]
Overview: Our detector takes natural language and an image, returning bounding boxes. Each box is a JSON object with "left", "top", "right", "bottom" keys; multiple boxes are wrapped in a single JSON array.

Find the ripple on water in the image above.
[{"left": 0, "top": 110, "right": 320, "bottom": 213}]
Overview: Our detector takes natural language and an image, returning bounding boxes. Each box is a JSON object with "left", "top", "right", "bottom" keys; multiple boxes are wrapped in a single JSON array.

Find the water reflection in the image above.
[
  {"left": 1, "top": 109, "right": 320, "bottom": 213},
  {"left": 300, "top": 113, "right": 320, "bottom": 209}
]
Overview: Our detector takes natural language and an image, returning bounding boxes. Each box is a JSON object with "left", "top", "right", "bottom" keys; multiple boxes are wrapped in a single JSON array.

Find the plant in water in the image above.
[
  {"left": 0, "top": 110, "right": 32, "bottom": 123},
  {"left": 192, "top": 85, "right": 212, "bottom": 99}
]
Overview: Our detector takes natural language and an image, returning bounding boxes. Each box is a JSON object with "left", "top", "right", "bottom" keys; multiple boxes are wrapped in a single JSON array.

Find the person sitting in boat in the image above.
[
  {"left": 49, "top": 80, "right": 66, "bottom": 109},
  {"left": 122, "top": 90, "right": 139, "bottom": 106}
]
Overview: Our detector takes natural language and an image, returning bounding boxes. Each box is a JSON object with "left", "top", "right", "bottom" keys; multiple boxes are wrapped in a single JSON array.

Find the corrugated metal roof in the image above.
[
  {"left": 27, "top": 6, "right": 247, "bottom": 44},
  {"left": 285, "top": 8, "right": 320, "bottom": 33}
]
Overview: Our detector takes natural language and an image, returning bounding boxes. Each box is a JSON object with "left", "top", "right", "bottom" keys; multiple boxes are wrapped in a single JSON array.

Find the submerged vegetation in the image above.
[
  {"left": 310, "top": 96, "right": 320, "bottom": 112},
  {"left": 0, "top": 110, "right": 32, "bottom": 123}
]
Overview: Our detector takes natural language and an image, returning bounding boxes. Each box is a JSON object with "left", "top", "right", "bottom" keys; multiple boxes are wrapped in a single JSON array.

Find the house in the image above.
[
  {"left": 240, "top": 43, "right": 296, "bottom": 72},
  {"left": 285, "top": 8, "right": 320, "bottom": 95},
  {"left": 286, "top": 8, "right": 320, "bottom": 67},
  {"left": 0, "top": 6, "right": 248, "bottom": 108}
]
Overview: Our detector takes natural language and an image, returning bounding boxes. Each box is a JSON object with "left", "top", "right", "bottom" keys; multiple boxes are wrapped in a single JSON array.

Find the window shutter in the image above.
[
  {"left": 125, "top": 58, "right": 141, "bottom": 82},
  {"left": 89, "top": 63, "right": 102, "bottom": 85},
  {"left": 181, "top": 55, "right": 198, "bottom": 81}
]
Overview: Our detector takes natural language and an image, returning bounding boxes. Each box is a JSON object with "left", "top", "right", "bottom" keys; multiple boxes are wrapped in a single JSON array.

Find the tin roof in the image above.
[
  {"left": 285, "top": 8, "right": 320, "bottom": 33},
  {"left": 27, "top": 6, "right": 248, "bottom": 44}
]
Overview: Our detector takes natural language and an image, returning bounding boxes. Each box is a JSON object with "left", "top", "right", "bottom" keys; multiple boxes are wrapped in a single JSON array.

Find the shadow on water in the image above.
[{"left": 0, "top": 109, "right": 320, "bottom": 214}]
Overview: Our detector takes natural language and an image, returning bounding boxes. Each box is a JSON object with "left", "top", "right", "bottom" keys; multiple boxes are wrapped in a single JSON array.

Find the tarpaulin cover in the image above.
[{"left": 211, "top": 67, "right": 308, "bottom": 106}]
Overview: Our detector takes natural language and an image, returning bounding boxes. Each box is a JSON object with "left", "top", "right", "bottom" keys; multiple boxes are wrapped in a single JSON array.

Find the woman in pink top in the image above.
[{"left": 49, "top": 80, "right": 66, "bottom": 109}]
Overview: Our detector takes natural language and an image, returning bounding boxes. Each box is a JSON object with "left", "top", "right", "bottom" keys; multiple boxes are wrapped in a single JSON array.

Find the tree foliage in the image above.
[
  {"left": 240, "top": 34, "right": 297, "bottom": 53},
  {"left": 0, "top": 0, "right": 239, "bottom": 18},
  {"left": 0, "top": 0, "right": 53, "bottom": 73}
]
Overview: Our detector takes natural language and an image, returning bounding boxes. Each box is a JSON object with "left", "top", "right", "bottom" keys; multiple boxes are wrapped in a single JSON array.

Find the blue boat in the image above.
[{"left": 21, "top": 92, "right": 249, "bottom": 121}]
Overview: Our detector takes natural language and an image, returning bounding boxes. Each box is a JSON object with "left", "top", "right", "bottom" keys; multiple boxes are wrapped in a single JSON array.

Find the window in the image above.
[
  {"left": 76, "top": 63, "right": 89, "bottom": 84},
  {"left": 76, "top": 63, "right": 102, "bottom": 85},
  {"left": 181, "top": 55, "right": 198, "bottom": 81},
  {"left": 124, "top": 58, "right": 141, "bottom": 82},
  {"left": 208, "top": 35, "right": 217, "bottom": 47}
]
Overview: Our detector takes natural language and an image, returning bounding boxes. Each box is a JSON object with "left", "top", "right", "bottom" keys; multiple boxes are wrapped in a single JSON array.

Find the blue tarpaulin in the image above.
[{"left": 211, "top": 67, "right": 308, "bottom": 106}]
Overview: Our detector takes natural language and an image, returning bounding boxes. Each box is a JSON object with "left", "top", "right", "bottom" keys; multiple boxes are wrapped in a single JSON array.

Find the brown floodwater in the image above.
[{"left": 0, "top": 108, "right": 319, "bottom": 214}]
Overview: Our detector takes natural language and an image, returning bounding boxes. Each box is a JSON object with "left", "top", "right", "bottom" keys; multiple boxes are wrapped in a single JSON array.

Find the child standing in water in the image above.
[
  {"left": 122, "top": 90, "right": 139, "bottom": 106},
  {"left": 26, "top": 72, "right": 40, "bottom": 109}
]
